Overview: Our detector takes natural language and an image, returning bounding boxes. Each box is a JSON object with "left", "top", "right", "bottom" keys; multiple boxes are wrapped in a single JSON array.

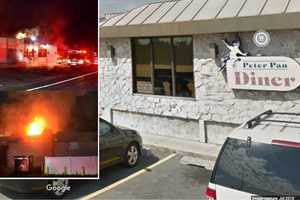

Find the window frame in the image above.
[{"left": 131, "top": 35, "right": 194, "bottom": 98}]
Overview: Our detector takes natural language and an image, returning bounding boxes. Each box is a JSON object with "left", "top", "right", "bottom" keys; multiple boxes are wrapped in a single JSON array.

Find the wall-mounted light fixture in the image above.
[
  {"left": 106, "top": 43, "right": 115, "bottom": 58},
  {"left": 209, "top": 42, "right": 219, "bottom": 58}
]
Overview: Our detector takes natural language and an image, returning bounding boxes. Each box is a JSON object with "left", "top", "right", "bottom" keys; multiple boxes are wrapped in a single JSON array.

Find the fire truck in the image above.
[{"left": 67, "top": 50, "right": 91, "bottom": 66}]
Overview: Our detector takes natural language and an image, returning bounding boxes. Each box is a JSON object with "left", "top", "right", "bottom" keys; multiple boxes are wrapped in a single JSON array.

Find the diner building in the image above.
[
  {"left": 0, "top": 37, "right": 57, "bottom": 67},
  {"left": 100, "top": 0, "right": 300, "bottom": 145}
]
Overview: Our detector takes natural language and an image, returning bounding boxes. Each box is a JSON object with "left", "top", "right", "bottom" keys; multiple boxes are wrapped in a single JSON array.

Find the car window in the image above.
[
  {"left": 243, "top": 142, "right": 300, "bottom": 196},
  {"left": 100, "top": 119, "right": 112, "bottom": 136},
  {"left": 212, "top": 138, "right": 300, "bottom": 196},
  {"left": 212, "top": 138, "right": 246, "bottom": 190}
]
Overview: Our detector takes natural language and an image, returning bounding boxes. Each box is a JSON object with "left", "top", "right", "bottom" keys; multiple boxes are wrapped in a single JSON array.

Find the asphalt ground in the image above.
[
  {"left": 0, "top": 65, "right": 97, "bottom": 91},
  {"left": 0, "top": 146, "right": 211, "bottom": 200},
  {"left": 26, "top": 71, "right": 98, "bottom": 91}
]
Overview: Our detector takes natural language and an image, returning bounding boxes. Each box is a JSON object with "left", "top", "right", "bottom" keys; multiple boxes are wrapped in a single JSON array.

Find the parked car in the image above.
[
  {"left": 99, "top": 118, "right": 143, "bottom": 169},
  {"left": 206, "top": 110, "right": 300, "bottom": 200},
  {"left": 0, "top": 119, "right": 142, "bottom": 198}
]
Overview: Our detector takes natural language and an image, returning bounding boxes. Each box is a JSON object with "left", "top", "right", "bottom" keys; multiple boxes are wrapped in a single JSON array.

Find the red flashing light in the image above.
[
  {"left": 205, "top": 186, "right": 216, "bottom": 200},
  {"left": 272, "top": 140, "right": 300, "bottom": 148}
]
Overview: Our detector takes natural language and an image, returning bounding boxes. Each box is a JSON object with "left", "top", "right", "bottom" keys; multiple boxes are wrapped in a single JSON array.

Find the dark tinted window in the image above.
[
  {"left": 100, "top": 119, "right": 112, "bottom": 136},
  {"left": 174, "top": 37, "right": 194, "bottom": 98},
  {"left": 153, "top": 38, "right": 173, "bottom": 96},
  {"left": 133, "top": 38, "right": 152, "bottom": 94},
  {"left": 132, "top": 37, "right": 194, "bottom": 97},
  {"left": 212, "top": 138, "right": 246, "bottom": 190},
  {"left": 212, "top": 138, "right": 300, "bottom": 196}
]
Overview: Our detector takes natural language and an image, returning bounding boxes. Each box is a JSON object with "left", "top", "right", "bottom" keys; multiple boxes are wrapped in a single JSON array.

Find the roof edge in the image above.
[{"left": 100, "top": 12, "right": 300, "bottom": 38}]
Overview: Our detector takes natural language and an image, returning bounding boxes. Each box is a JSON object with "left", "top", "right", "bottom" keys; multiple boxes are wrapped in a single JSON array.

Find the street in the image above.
[
  {"left": 0, "top": 65, "right": 98, "bottom": 91},
  {"left": 26, "top": 71, "right": 98, "bottom": 91},
  {"left": 0, "top": 147, "right": 211, "bottom": 199}
]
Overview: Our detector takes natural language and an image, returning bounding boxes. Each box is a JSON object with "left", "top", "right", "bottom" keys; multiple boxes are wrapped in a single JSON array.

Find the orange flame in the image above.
[{"left": 26, "top": 116, "right": 46, "bottom": 137}]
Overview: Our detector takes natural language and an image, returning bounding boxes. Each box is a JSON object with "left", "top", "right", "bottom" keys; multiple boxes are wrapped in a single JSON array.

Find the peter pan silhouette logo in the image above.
[
  {"left": 220, "top": 39, "right": 248, "bottom": 71},
  {"left": 223, "top": 40, "right": 300, "bottom": 91}
]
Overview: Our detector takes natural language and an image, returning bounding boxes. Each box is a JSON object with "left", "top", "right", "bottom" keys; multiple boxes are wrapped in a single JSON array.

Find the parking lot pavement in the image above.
[
  {"left": 0, "top": 146, "right": 211, "bottom": 200},
  {"left": 83, "top": 151, "right": 211, "bottom": 200}
]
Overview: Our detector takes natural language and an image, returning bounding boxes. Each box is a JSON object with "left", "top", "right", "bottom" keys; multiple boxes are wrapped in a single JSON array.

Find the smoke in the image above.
[
  {"left": 43, "top": 17, "right": 68, "bottom": 48},
  {"left": 0, "top": 92, "right": 77, "bottom": 137},
  {"left": 36, "top": 1, "right": 70, "bottom": 48},
  {"left": 16, "top": 27, "right": 39, "bottom": 40}
]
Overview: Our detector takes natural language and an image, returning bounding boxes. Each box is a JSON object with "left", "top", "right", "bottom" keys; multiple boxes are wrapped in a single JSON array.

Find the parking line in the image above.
[
  {"left": 0, "top": 193, "right": 10, "bottom": 200},
  {"left": 26, "top": 71, "right": 98, "bottom": 91},
  {"left": 80, "top": 153, "right": 177, "bottom": 200}
]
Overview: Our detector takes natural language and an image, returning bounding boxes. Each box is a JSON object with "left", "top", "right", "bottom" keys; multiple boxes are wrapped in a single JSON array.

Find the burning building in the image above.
[
  {"left": 0, "top": 37, "right": 23, "bottom": 64},
  {"left": 0, "top": 32, "right": 58, "bottom": 67},
  {"left": 19, "top": 40, "right": 58, "bottom": 67},
  {"left": 0, "top": 91, "right": 98, "bottom": 177}
]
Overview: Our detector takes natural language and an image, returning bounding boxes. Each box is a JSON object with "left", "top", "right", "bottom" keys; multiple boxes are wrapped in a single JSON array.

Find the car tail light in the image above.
[
  {"left": 206, "top": 186, "right": 216, "bottom": 200},
  {"left": 272, "top": 140, "right": 300, "bottom": 148}
]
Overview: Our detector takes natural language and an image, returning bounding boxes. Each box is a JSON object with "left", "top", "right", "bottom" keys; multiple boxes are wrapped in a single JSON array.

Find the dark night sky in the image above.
[{"left": 0, "top": 0, "right": 98, "bottom": 50}]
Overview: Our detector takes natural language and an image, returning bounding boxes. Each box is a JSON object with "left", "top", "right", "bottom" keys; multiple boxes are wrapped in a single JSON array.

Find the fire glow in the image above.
[
  {"left": 15, "top": 28, "right": 39, "bottom": 41},
  {"left": 26, "top": 116, "right": 47, "bottom": 137},
  {"left": 0, "top": 93, "right": 76, "bottom": 139}
]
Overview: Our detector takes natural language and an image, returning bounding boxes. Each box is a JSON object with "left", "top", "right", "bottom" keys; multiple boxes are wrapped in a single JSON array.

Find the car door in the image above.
[{"left": 100, "top": 119, "right": 125, "bottom": 168}]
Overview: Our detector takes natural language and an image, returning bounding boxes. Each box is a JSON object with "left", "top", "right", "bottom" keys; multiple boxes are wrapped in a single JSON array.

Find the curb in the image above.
[{"left": 144, "top": 144, "right": 218, "bottom": 171}]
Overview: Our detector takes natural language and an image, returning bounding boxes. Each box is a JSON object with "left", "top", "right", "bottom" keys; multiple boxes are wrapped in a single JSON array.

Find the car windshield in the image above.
[{"left": 212, "top": 137, "right": 300, "bottom": 196}]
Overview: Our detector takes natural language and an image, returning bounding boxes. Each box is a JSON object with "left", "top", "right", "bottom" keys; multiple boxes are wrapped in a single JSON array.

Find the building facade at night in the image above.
[
  {"left": 100, "top": 0, "right": 300, "bottom": 145},
  {"left": 0, "top": 37, "right": 57, "bottom": 67},
  {"left": 0, "top": 37, "right": 23, "bottom": 65}
]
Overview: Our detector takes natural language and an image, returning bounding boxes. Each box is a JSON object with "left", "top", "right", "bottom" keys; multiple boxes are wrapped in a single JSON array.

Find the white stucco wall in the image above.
[{"left": 99, "top": 30, "right": 300, "bottom": 145}]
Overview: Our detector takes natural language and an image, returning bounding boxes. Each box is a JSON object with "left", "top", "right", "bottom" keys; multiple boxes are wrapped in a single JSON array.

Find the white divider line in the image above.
[
  {"left": 0, "top": 193, "right": 10, "bottom": 200},
  {"left": 80, "top": 153, "right": 177, "bottom": 200},
  {"left": 26, "top": 71, "right": 98, "bottom": 91}
]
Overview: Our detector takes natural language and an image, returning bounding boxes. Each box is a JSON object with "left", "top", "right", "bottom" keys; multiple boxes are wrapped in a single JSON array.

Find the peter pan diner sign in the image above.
[{"left": 223, "top": 40, "right": 300, "bottom": 91}]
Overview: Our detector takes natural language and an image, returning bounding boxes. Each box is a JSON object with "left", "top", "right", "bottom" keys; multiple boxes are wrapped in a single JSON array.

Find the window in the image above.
[
  {"left": 100, "top": 119, "right": 112, "bottom": 136},
  {"left": 38, "top": 48, "right": 47, "bottom": 57},
  {"left": 133, "top": 39, "right": 152, "bottom": 94},
  {"left": 153, "top": 38, "right": 173, "bottom": 96},
  {"left": 24, "top": 48, "right": 34, "bottom": 58},
  {"left": 132, "top": 36, "right": 194, "bottom": 97},
  {"left": 174, "top": 37, "right": 194, "bottom": 97},
  {"left": 212, "top": 138, "right": 300, "bottom": 196}
]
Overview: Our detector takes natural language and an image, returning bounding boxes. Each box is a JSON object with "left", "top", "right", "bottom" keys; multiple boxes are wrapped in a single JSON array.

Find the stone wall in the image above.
[{"left": 99, "top": 30, "right": 300, "bottom": 145}]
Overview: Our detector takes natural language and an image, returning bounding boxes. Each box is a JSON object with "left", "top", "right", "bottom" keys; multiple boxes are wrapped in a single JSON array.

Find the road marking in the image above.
[
  {"left": 101, "top": 157, "right": 122, "bottom": 165},
  {"left": 26, "top": 71, "right": 98, "bottom": 91},
  {"left": 80, "top": 153, "right": 177, "bottom": 200},
  {"left": 0, "top": 193, "right": 10, "bottom": 200}
]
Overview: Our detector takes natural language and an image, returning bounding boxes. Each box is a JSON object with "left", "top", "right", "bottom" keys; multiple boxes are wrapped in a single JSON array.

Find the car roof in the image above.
[{"left": 229, "top": 110, "right": 300, "bottom": 145}]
